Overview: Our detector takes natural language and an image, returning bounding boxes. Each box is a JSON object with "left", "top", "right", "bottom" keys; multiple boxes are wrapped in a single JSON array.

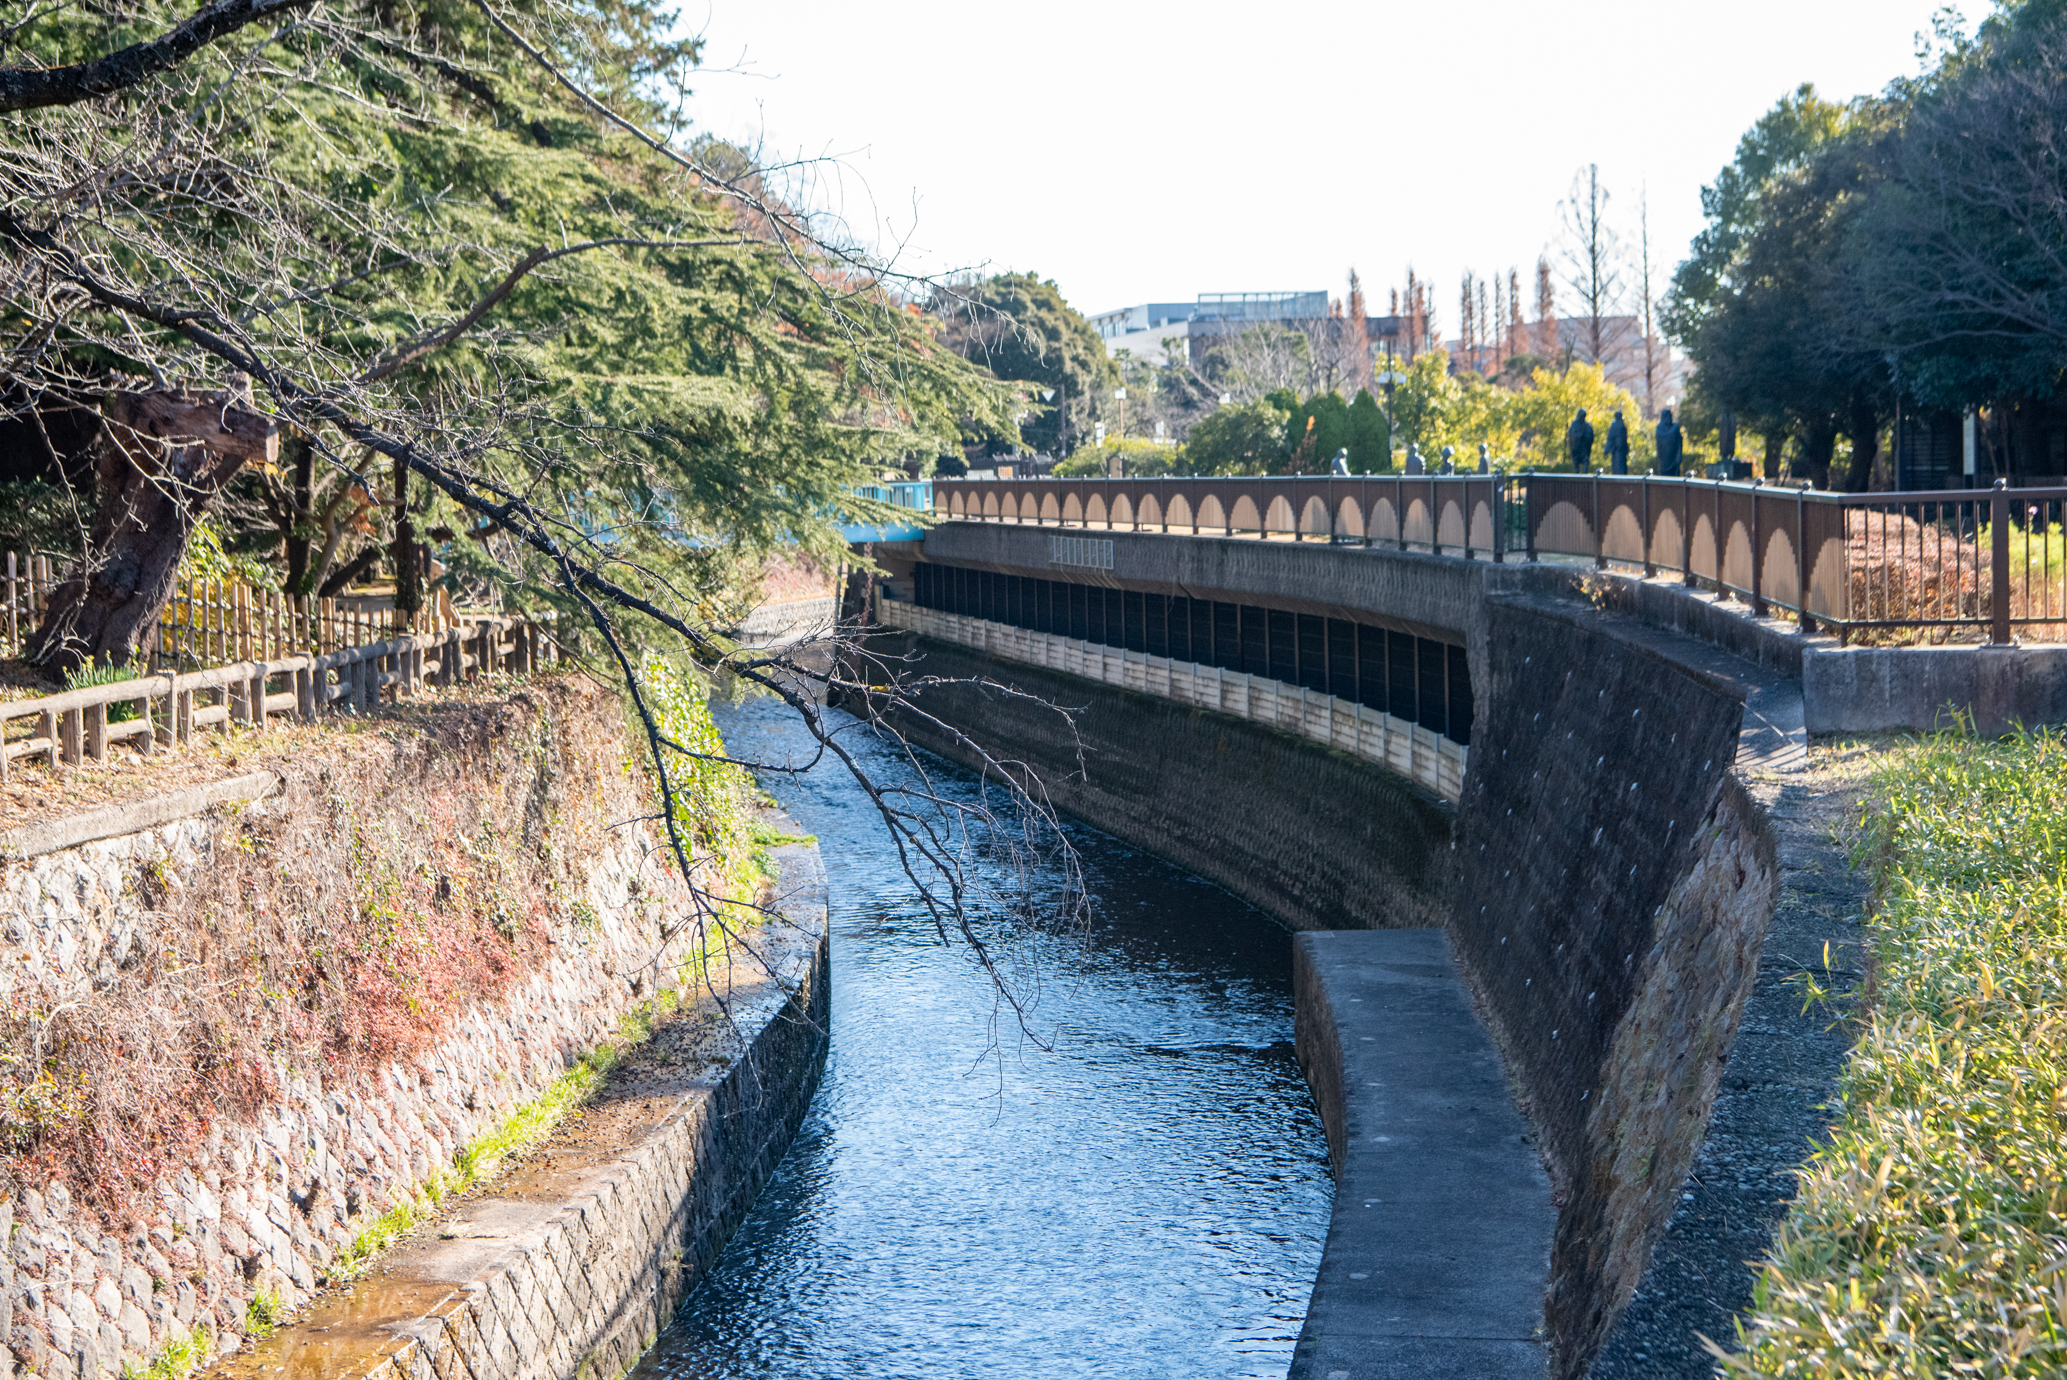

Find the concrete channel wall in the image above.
[{"left": 886, "top": 523, "right": 1790, "bottom": 1380}]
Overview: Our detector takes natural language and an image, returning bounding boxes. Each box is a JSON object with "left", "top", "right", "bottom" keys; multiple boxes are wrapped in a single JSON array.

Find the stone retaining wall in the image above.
[
  {"left": 0, "top": 684, "right": 741, "bottom": 1380},
  {"left": 213, "top": 840, "right": 830, "bottom": 1380}
]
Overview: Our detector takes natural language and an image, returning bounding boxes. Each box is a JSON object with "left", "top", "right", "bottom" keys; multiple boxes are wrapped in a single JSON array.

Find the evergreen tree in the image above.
[{"left": 1347, "top": 389, "right": 1392, "bottom": 470}]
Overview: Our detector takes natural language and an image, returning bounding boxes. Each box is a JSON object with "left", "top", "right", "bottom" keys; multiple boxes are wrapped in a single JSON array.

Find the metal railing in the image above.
[
  {"left": 933, "top": 473, "right": 2065, "bottom": 645},
  {"left": 852, "top": 480, "right": 933, "bottom": 511}
]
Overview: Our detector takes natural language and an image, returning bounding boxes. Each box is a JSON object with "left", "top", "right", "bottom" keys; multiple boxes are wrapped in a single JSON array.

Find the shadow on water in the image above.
[{"left": 629, "top": 694, "right": 1332, "bottom": 1380}]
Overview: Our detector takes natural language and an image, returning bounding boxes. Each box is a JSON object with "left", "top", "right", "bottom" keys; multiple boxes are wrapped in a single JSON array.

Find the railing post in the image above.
[
  {"left": 1683, "top": 474, "right": 1695, "bottom": 586},
  {"left": 1797, "top": 485, "right": 1813, "bottom": 633},
  {"left": 1430, "top": 477, "right": 1442, "bottom": 557},
  {"left": 1750, "top": 477, "right": 1766, "bottom": 615},
  {"left": 1592, "top": 472, "right": 1604, "bottom": 569},
  {"left": 1492, "top": 476, "right": 1506, "bottom": 563},
  {"left": 1992, "top": 479, "right": 2012, "bottom": 644},
  {"left": 1524, "top": 472, "right": 1538, "bottom": 562},
  {"left": 1640, "top": 476, "right": 1653, "bottom": 577}
]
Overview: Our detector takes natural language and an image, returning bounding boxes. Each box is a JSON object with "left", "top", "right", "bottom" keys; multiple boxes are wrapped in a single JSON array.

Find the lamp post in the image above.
[{"left": 1039, "top": 380, "right": 1070, "bottom": 460}]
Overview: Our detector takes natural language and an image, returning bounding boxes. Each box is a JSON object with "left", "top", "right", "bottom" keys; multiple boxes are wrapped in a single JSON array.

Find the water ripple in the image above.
[{"left": 631, "top": 698, "right": 1332, "bottom": 1380}]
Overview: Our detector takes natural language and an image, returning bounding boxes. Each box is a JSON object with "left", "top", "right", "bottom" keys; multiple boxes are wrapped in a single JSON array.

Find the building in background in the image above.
[{"left": 1089, "top": 302, "right": 1199, "bottom": 366}]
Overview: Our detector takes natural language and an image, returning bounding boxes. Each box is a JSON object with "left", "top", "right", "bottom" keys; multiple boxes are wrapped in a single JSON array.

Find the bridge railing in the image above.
[{"left": 934, "top": 473, "right": 2067, "bottom": 645}]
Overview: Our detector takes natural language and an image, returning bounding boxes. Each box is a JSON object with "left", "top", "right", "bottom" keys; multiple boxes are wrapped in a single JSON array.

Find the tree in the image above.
[
  {"left": 1534, "top": 258, "right": 1558, "bottom": 361},
  {"left": 1180, "top": 399, "right": 1290, "bottom": 475},
  {"left": 1285, "top": 392, "right": 1350, "bottom": 473},
  {"left": 1198, "top": 324, "right": 1315, "bottom": 402},
  {"left": 933, "top": 273, "right": 1115, "bottom": 456},
  {"left": 1834, "top": 2, "right": 2067, "bottom": 427},
  {"left": 1346, "top": 389, "right": 1391, "bottom": 470},
  {"left": 1389, "top": 351, "right": 1463, "bottom": 459},
  {"left": 1664, "top": 84, "right": 1852, "bottom": 345},
  {"left": 1554, "top": 164, "right": 1630, "bottom": 369},
  {"left": 0, "top": 0, "right": 1084, "bottom": 1044},
  {"left": 1683, "top": 96, "right": 1892, "bottom": 489}
]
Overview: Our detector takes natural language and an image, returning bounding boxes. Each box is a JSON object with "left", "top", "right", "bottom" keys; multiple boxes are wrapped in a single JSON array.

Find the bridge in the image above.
[{"left": 842, "top": 470, "right": 2067, "bottom": 1378}]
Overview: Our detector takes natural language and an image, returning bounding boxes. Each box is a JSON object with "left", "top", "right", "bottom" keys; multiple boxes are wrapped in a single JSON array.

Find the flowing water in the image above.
[{"left": 630, "top": 695, "right": 1332, "bottom": 1380}]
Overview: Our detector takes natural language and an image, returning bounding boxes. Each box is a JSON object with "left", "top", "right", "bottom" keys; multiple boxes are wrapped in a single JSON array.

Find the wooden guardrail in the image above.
[{"left": 0, "top": 614, "right": 556, "bottom": 783}]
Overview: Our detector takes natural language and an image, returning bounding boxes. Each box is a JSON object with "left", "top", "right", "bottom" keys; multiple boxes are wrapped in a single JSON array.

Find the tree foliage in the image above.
[
  {"left": 1, "top": 0, "right": 1017, "bottom": 666},
  {"left": 1673, "top": 4, "right": 2067, "bottom": 488},
  {"left": 932, "top": 273, "right": 1114, "bottom": 456}
]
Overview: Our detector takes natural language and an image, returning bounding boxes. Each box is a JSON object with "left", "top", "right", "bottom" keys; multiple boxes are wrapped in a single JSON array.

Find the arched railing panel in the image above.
[
  {"left": 1437, "top": 497, "right": 1467, "bottom": 550},
  {"left": 1265, "top": 495, "right": 1296, "bottom": 536},
  {"left": 1371, "top": 496, "right": 1400, "bottom": 544},
  {"left": 1336, "top": 497, "right": 1365, "bottom": 539},
  {"left": 1534, "top": 499, "right": 1592, "bottom": 556},
  {"left": 1230, "top": 495, "right": 1262, "bottom": 533}
]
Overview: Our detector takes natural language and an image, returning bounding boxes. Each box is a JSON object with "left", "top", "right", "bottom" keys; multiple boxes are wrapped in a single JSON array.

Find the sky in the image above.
[{"left": 679, "top": 0, "right": 1960, "bottom": 324}]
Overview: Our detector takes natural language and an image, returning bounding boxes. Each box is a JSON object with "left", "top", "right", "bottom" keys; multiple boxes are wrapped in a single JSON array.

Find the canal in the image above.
[{"left": 630, "top": 694, "right": 1332, "bottom": 1379}]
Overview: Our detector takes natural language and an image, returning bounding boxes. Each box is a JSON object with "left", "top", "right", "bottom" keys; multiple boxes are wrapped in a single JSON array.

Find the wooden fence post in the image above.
[{"left": 40, "top": 707, "right": 57, "bottom": 769}]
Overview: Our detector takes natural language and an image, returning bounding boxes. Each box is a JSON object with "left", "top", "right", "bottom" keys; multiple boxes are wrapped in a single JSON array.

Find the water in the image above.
[{"left": 633, "top": 695, "right": 1332, "bottom": 1380}]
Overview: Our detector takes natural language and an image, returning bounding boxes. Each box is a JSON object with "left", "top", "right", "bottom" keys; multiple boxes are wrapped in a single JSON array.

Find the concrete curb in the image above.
[
  {"left": 1, "top": 770, "right": 282, "bottom": 860},
  {"left": 1289, "top": 929, "right": 1553, "bottom": 1380}
]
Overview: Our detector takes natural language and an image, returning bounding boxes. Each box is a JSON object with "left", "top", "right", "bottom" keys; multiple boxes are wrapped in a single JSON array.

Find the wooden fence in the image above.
[
  {"left": 2, "top": 551, "right": 557, "bottom": 782},
  {"left": 4, "top": 550, "right": 489, "bottom": 667}
]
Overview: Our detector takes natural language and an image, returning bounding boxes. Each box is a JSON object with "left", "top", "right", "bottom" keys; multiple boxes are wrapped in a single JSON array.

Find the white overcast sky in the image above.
[{"left": 679, "top": 0, "right": 1959, "bottom": 322}]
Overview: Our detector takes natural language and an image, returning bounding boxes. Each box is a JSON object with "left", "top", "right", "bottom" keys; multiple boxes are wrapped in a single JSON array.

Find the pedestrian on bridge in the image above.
[
  {"left": 1655, "top": 409, "right": 1684, "bottom": 477},
  {"left": 1567, "top": 409, "right": 1596, "bottom": 472},
  {"left": 1605, "top": 410, "right": 1630, "bottom": 475},
  {"left": 1406, "top": 444, "right": 1426, "bottom": 475},
  {"left": 1332, "top": 448, "right": 1352, "bottom": 476}
]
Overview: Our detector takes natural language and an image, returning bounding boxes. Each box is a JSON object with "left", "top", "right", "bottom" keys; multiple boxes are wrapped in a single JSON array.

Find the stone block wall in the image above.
[
  {"left": 1452, "top": 597, "right": 1779, "bottom": 1380},
  {"left": 0, "top": 683, "right": 717, "bottom": 1380}
]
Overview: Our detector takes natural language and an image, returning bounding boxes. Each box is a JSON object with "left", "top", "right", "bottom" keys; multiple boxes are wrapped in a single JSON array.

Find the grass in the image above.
[
  {"left": 1724, "top": 726, "right": 2067, "bottom": 1376},
  {"left": 322, "top": 996, "right": 668, "bottom": 1283},
  {"left": 120, "top": 1324, "right": 212, "bottom": 1380}
]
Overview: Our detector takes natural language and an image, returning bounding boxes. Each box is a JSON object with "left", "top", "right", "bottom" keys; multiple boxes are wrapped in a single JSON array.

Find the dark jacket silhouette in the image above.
[
  {"left": 1655, "top": 410, "right": 1684, "bottom": 476},
  {"left": 1567, "top": 410, "right": 1596, "bottom": 472},
  {"left": 1605, "top": 412, "right": 1630, "bottom": 474}
]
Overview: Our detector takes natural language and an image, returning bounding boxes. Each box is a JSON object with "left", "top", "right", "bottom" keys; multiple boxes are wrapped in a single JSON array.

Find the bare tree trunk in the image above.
[
  {"left": 1536, "top": 258, "right": 1557, "bottom": 360},
  {"left": 392, "top": 449, "right": 420, "bottom": 625},
  {"left": 26, "top": 389, "right": 277, "bottom": 675},
  {"left": 1843, "top": 397, "right": 1879, "bottom": 493},
  {"left": 1762, "top": 430, "right": 1784, "bottom": 480},
  {"left": 283, "top": 434, "right": 316, "bottom": 594},
  {"left": 1801, "top": 417, "right": 1838, "bottom": 490}
]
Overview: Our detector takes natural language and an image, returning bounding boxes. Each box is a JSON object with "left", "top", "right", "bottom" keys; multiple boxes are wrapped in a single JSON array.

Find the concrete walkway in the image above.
[{"left": 1290, "top": 929, "right": 1554, "bottom": 1380}]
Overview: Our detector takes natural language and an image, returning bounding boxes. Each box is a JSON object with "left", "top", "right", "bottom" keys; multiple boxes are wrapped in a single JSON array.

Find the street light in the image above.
[
  {"left": 1039, "top": 382, "right": 1070, "bottom": 458},
  {"left": 1113, "top": 386, "right": 1127, "bottom": 441}
]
